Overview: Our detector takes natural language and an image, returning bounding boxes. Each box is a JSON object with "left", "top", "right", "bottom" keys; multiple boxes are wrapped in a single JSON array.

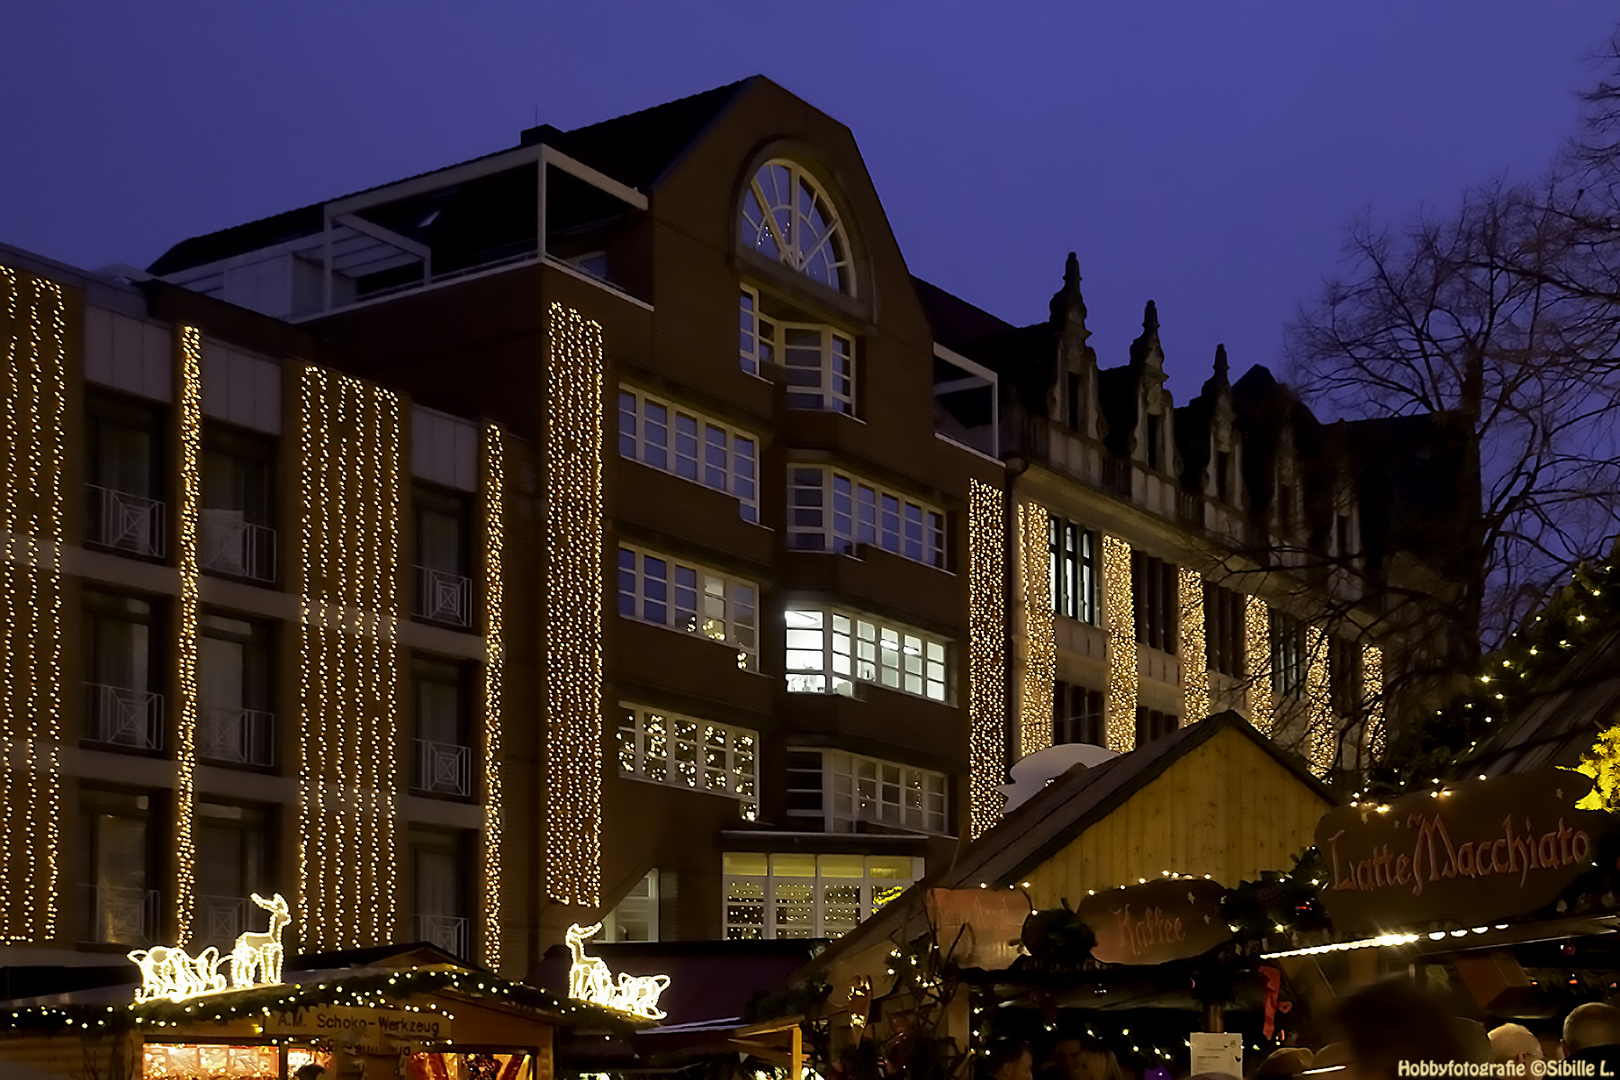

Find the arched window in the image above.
[{"left": 740, "top": 160, "right": 853, "bottom": 295}]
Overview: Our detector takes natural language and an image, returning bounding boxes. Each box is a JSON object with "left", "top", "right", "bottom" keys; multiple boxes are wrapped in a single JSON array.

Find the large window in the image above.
[
  {"left": 784, "top": 606, "right": 949, "bottom": 703},
  {"left": 1271, "top": 612, "right": 1306, "bottom": 700},
  {"left": 83, "top": 592, "right": 162, "bottom": 751},
  {"left": 603, "top": 869, "right": 659, "bottom": 943},
  {"left": 785, "top": 749, "right": 948, "bottom": 834},
  {"left": 86, "top": 392, "right": 165, "bottom": 558},
  {"left": 1053, "top": 682, "right": 1105, "bottom": 746},
  {"left": 618, "top": 388, "right": 758, "bottom": 522},
  {"left": 1131, "top": 552, "right": 1178, "bottom": 654},
  {"left": 412, "top": 657, "right": 472, "bottom": 799},
  {"left": 1329, "top": 636, "right": 1361, "bottom": 715},
  {"left": 194, "top": 802, "right": 270, "bottom": 950},
  {"left": 198, "top": 614, "right": 274, "bottom": 768},
  {"left": 616, "top": 546, "right": 758, "bottom": 669},
  {"left": 787, "top": 466, "right": 946, "bottom": 568},
  {"left": 615, "top": 705, "right": 758, "bottom": 819},
  {"left": 410, "top": 829, "right": 470, "bottom": 960},
  {"left": 739, "top": 160, "right": 854, "bottom": 295},
  {"left": 81, "top": 788, "right": 156, "bottom": 945},
  {"left": 1136, "top": 706, "right": 1179, "bottom": 745},
  {"left": 414, "top": 485, "right": 472, "bottom": 629},
  {"left": 1204, "top": 583, "right": 1246, "bottom": 678},
  {"left": 1049, "top": 517, "right": 1098, "bottom": 623},
  {"left": 738, "top": 288, "right": 855, "bottom": 414},
  {"left": 200, "top": 426, "right": 276, "bottom": 583},
  {"left": 723, "top": 853, "right": 918, "bottom": 940}
]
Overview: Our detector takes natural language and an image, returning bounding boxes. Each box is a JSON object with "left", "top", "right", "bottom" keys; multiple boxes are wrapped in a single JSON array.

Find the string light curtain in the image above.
[
  {"left": 0, "top": 268, "right": 65, "bottom": 941},
  {"left": 1305, "top": 625, "right": 1334, "bottom": 776},
  {"left": 1245, "top": 594, "right": 1273, "bottom": 734},
  {"left": 296, "top": 366, "right": 402, "bottom": 949},
  {"left": 1102, "top": 535, "right": 1136, "bottom": 752},
  {"left": 480, "top": 424, "right": 506, "bottom": 967},
  {"left": 1178, "top": 567, "right": 1209, "bottom": 724},
  {"left": 1362, "top": 644, "right": 1385, "bottom": 761},
  {"left": 967, "top": 480, "right": 1005, "bottom": 838},
  {"left": 174, "top": 327, "right": 203, "bottom": 943},
  {"left": 544, "top": 304, "right": 604, "bottom": 906},
  {"left": 1018, "top": 502, "right": 1054, "bottom": 758}
]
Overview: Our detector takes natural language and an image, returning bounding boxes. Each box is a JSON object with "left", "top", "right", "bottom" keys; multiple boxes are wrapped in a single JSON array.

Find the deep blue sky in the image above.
[{"left": 3, "top": 3, "right": 1615, "bottom": 402}]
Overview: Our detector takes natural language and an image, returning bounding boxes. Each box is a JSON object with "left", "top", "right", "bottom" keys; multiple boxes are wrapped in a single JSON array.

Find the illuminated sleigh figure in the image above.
[
  {"left": 565, "top": 922, "right": 671, "bottom": 1020},
  {"left": 230, "top": 892, "right": 290, "bottom": 989}
]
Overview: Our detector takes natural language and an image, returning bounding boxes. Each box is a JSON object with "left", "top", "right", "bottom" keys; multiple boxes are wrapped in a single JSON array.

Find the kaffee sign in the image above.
[
  {"left": 1078, "top": 878, "right": 1232, "bottom": 965},
  {"left": 1314, "top": 769, "right": 1611, "bottom": 932}
]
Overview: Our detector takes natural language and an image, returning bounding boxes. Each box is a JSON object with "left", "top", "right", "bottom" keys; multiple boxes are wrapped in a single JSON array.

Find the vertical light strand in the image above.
[
  {"left": 1178, "top": 568, "right": 1209, "bottom": 723},
  {"left": 480, "top": 424, "right": 505, "bottom": 968},
  {"left": 295, "top": 366, "right": 319, "bottom": 946},
  {"left": 967, "top": 479, "right": 1005, "bottom": 838},
  {"left": 1362, "top": 644, "right": 1385, "bottom": 762},
  {"left": 1017, "top": 502, "right": 1054, "bottom": 758},
  {"left": 377, "top": 388, "right": 401, "bottom": 948},
  {"left": 0, "top": 268, "right": 66, "bottom": 941},
  {"left": 544, "top": 303, "right": 604, "bottom": 907},
  {"left": 1102, "top": 535, "right": 1136, "bottom": 752},
  {"left": 1304, "top": 625, "right": 1334, "bottom": 776},
  {"left": 1245, "top": 594, "right": 1273, "bottom": 735},
  {"left": 174, "top": 326, "right": 203, "bottom": 944}
]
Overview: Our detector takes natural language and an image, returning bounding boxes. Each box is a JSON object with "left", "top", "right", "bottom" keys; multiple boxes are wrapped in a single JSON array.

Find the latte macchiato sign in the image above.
[
  {"left": 1314, "top": 769, "right": 1610, "bottom": 932},
  {"left": 1078, "top": 878, "right": 1232, "bottom": 965}
]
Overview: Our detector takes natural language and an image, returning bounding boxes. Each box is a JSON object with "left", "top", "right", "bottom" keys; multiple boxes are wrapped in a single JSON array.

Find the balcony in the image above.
[
  {"left": 87, "top": 484, "right": 165, "bottom": 558},
  {"left": 1102, "top": 456, "right": 1132, "bottom": 498},
  {"left": 415, "top": 566, "right": 472, "bottom": 628},
  {"left": 413, "top": 738, "right": 472, "bottom": 798},
  {"left": 201, "top": 510, "right": 277, "bottom": 583},
  {"left": 84, "top": 682, "right": 163, "bottom": 751},
  {"left": 195, "top": 893, "right": 249, "bottom": 950},
  {"left": 1177, "top": 488, "right": 1205, "bottom": 530},
  {"left": 415, "top": 914, "right": 468, "bottom": 959},
  {"left": 84, "top": 884, "right": 159, "bottom": 945},
  {"left": 199, "top": 706, "right": 275, "bottom": 768}
]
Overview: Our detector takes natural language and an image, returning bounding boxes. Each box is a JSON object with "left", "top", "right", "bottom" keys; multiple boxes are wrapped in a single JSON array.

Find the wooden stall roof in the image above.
[{"left": 1473, "top": 627, "right": 1620, "bottom": 777}]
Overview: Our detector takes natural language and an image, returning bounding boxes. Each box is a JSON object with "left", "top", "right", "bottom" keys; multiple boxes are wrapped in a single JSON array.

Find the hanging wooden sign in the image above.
[
  {"left": 1078, "top": 878, "right": 1232, "bottom": 965},
  {"left": 1314, "top": 769, "right": 1610, "bottom": 933}
]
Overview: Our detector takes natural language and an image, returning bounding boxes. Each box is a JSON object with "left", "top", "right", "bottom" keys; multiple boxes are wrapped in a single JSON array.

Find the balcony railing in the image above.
[
  {"left": 1102, "top": 456, "right": 1132, "bottom": 498},
  {"left": 199, "top": 706, "right": 275, "bottom": 767},
  {"left": 1176, "top": 488, "right": 1205, "bottom": 529},
  {"left": 413, "top": 738, "right": 472, "bottom": 797},
  {"left": 84, "top": 884, "right": 159, "bottom": 945},
  {"left": 415, "top": 566, "right": 472, "bottom": 628},
  {"left": 195, "top": 893, "right": 249, "bottom": 950},
  {"left": 415, "top": 914, "right": 469, "bottom": 959},
  {"left": 201, "top": 510, "right": 277, "bottom": 583},
  {"left": 84, "top": 682, "right": 163, "bottom": 751},
  {"left": 87, "top": 484, "right": 165, "bottom": 558}
]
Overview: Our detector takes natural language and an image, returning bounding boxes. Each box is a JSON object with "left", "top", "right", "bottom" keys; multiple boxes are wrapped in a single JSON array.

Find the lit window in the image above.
[
  {"left": 603, "top": 869, "right": 659, "bottom": 942},
  {"left": 787, "top": 466, "right": 945, "bottom": 568},
  {"left": 1131, "top": 552, "right": 1178, "bottom": 654},
  {"left": 1053, "top": 682, "right": 1105, "bottom": 746},
  {"left": 1048, "top": 516, "right": 1098, "bottom": 624},
  {"left": 618, "top": 388, "right": 758, "bottom": 522},
  {"left": 616, "top": 706, "right": 758, "bottom": 818},
  {"left": 1271, "top": 611, "right": 1306, "bottom": 699},
  {"left": 617, "top": 546, "right": 758, "bottom": 668},
  {"left": 739, "top": 160, "right": 854, "bottom": 295},
  {"left": 785, "top": 749, "right": 948, "bottom": 834},
  {"left": 722, "top": 853, "right": 918, "bottom": 939},
  {"left": 784, "top": 606, "right": 949, "bottom": 703}
]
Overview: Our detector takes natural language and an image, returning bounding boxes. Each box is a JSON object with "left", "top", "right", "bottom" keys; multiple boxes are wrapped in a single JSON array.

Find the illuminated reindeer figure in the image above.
[
  {"left": 230, "top": 892, "right": 290, "bottom": 989},
  {"left": 566, "top": 922, "right": 614, "bottom": 1002}
]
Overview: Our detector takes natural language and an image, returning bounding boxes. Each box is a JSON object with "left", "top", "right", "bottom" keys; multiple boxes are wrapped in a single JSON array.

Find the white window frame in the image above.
[
  {"left": 737, "top": 288, "right": 854, "bottom": 413},
  {"left": 618, "top": 387, "right": 759, "bottom": 522},
  {"left": 739, "top": 285, "right": 772, "bottom": 377},
  {"left": 602, "top": 869, "right": 659, "bottom": 942},
  {"left": 617, "top": 545, "right": 758, "bottom": 669},
  {"left": 787, "top": 465, "right": 946, "bottom": 568},
  {"left": 722, "top": 853, "right": 920, "bottom": 940},
  {"left": 739, "top": 160, "right": 856, "bottom": 296},
  {"left": 784, "top": 605, "right": 950, "bottom": 703},
  {"left": 787, "top": 749, "right": 948, "bottom": 835},
  {"left": 616, "top": 705, "right": 758, "bottom": 818}
]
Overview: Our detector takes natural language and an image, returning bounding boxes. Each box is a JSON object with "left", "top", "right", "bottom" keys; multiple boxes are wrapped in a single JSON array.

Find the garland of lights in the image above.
[
  {"left": 296, "top": 367, "right": 402, "bottom": 947},
  {"left": 968, "top": 480, "right": 1006, "bottom": 838},
  {"left": 544, "top": 304, "right": 604, "bottom": 906},
  {"left": 1178, "top": 567, "right": 1209, "bottom": 724},
  {"left": 1102, "top": 535, "right": 1136, "bottom": 752},
  {"left": 0, "top": 268, "right": 65, "bottom": 941},
  {"left": 175, "top": 326, "right": 203, "bottom": 943},
  {"left": 1244, "top": 594, "right": 1272, "bottom": 734},
  {"left": 1363, "top": 644, "right": 1386, "bottom": 762},
  {"left": 480, "top": 424, "right": 505, "bottom": 968},
  {"left": 1304, "top": 625, "right": 1333, "bottom": 777},
  {"left": 1018, "top": 502, "right": 1054, "bottom": 758}
]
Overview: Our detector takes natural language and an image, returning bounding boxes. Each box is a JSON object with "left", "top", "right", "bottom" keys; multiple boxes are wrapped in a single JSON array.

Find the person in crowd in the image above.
[
  {"left": 1310, "top": 1042, "right": 1351, "bottom": 1074},
  {"left": 1487, "top": 1023, "right": 1544, "bottom": 1074},
  {"left": 1254, "top": 1047, "right": 1313, "bottom": 1079},
  {"left": 1050, "top": 1037, "right": 1123, "bottom": 1080},
  {"left": 985, "top": 1040, "right": 1035, "bottom": 1080},
  {"left": 1564, "top": 1002, "right": 1620, "bottom": 1068},
  {"left": 1334, "top": 979, "right": 1481, "bottom": 1077}
]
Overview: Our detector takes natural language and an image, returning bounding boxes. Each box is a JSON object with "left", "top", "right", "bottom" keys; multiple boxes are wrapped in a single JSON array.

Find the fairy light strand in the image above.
[
  {"left": 1102, "top": 535, "right": 1136, "bottom": 752},
  {"left": 1178, "top": 567, "right": 1209, "bottom": 724},
  {"left": 1304, "top": 624, "right": 1334, "bottom": 776},
  {"left": 174, "top": 326, "right": 203, "bottom": 944},
  {"left": 967, "top": 479, "right": 1006, "bottom": 838},
  {"left": 1018, "top": 502, "right": 1054, "bottom": 758},
  {"left": 544, "top": 304, "right": 604, "bottom": 907},
  {"left": 1362, "top": 644, "right": 1386, "bottom": 762},
  {"left": 1245, "top": 594, "right": 1273, "bottom": 735},
  {"left": 480, "top": 423, "right": 506, "bottom": 968}
]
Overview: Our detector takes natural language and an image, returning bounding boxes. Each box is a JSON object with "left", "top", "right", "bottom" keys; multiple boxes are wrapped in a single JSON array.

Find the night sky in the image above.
[{"left": 4, "top": 3, "right": 1615, "bottom": 404}]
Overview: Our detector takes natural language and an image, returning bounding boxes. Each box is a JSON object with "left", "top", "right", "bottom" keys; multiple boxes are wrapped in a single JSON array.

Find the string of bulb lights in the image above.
[
  {"left": 481, "top": 424, "right": 506, "bottom": 968},
  {"left": 1304, "top": 625, "right": 1334, "bottom": 777},
  {"left": 1178, "top": 566, "right": 1209, "bottom": 724},
  {"left": 1019, "top": 502, "right": 1054, "bottom": 758},
  {"left": 1102, "top": 536, "right": 1136, "bottom": 752},
  {"left": 968, "top": 480, "right": 1005, "bottom": 839},
  {"left": 174, "top": 326, "right": 203, "bottom": 944},
  {"left": 1244, "top": 594, "right": 1273, "bottom": 734},
  {"left": 544, "top": 304, "right": 604, "bottom": 907},
  {"left": 1362, "top": 644, "right": 1385, "bottom": 761}
]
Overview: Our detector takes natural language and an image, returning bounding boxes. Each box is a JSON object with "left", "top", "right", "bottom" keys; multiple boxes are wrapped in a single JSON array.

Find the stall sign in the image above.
[
  {"left": 1314, "top": 769, "right": 1610, "bottom": 933},
  {"left": 925, "top": 888, "right": 1031, "bottom": 970},
  {"left": 266, "top": 1005, "right": 449, "bottom": 1054},
  {"left": 1078, "top": 878, "right": 1233, "bottom": 965}
]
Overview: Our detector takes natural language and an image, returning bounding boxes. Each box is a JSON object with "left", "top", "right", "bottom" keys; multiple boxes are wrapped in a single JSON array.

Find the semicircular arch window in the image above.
[{"left": 740, "top": 160, "right": 854, "bottom": 295}]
